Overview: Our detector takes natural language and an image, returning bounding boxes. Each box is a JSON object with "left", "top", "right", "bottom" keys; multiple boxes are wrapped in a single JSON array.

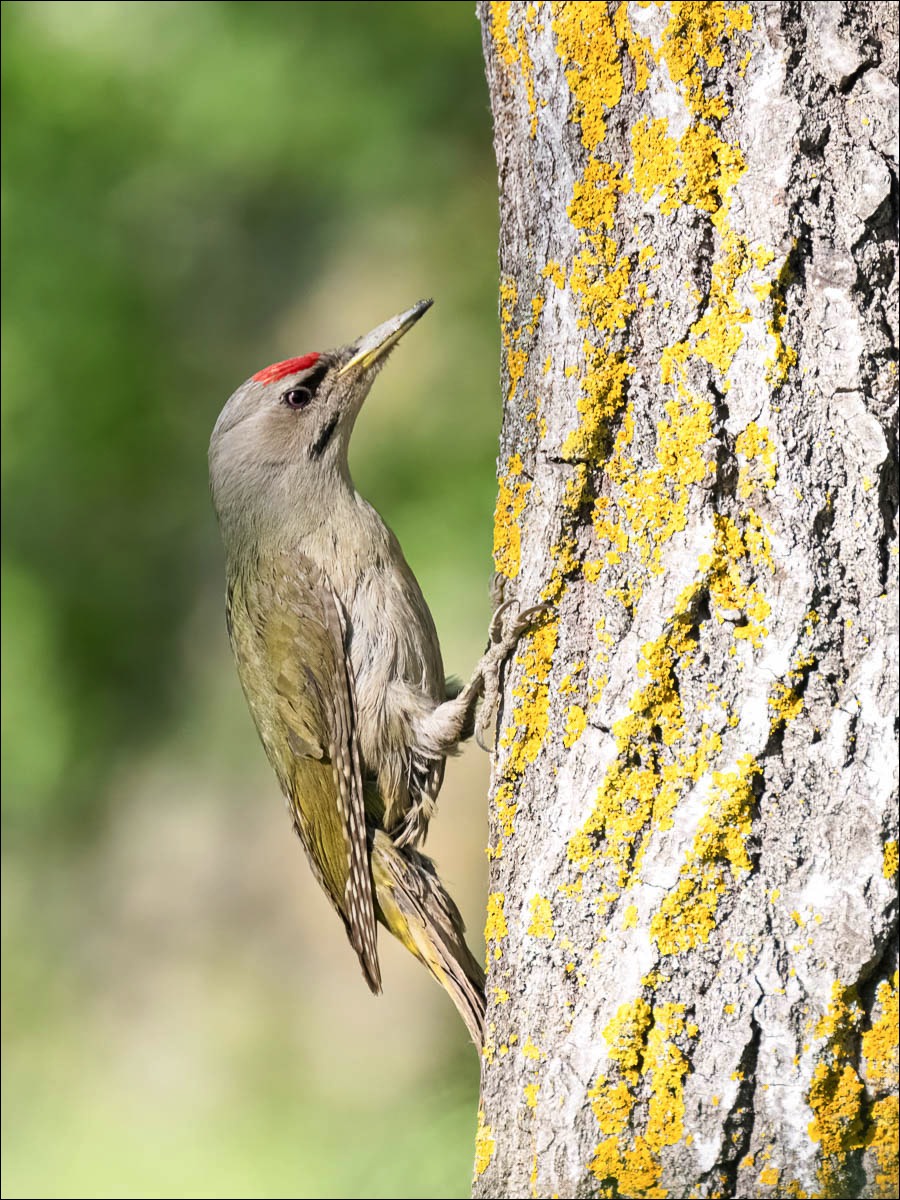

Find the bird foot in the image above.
[{"left": 475, "top": 588, "right": 552, "bottom": 751}]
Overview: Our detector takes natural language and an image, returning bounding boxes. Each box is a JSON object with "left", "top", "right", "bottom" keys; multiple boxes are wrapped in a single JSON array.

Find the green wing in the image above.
[{"left": 232, "top": 553, "right": 381, "bottom": 992}]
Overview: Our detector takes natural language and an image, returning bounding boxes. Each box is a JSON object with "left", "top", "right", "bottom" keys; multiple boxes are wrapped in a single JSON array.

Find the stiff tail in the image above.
[{"left": 370, "top": 829, "right": 486, "bottom": 1049}]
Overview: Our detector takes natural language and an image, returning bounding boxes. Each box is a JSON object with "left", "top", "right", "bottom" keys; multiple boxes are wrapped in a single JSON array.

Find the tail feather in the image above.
[{"left": 370, "top": 830, "right": 486, "bottom": 1049}]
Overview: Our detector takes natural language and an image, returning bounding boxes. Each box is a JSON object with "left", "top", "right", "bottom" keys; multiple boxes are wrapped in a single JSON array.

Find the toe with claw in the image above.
[{"left": 475, "top": 587, "right": 553, "bottom": 750}]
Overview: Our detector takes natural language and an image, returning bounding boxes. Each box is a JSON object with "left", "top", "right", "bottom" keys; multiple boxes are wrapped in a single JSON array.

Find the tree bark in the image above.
[{"left": 473, "top": 4, "right": 898, "bottom": 1198}]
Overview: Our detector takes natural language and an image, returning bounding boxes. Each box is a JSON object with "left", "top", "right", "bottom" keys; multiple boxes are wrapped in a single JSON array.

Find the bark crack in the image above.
[{"left": 706, "top": 998, "right": 764, "bottom": 1197}]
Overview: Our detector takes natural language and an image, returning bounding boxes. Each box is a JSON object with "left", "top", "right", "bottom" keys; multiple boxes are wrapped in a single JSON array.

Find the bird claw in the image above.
[
  {"left": 500, "top": 603, "right": 553, "bottom": 645},
  {"left": 475, "top": 719, "right": 493, "bottom": 754},
  {"left": 488, "top": 597, "right": 517, "bottom": 644},
  {"left": 475, "top": 592, "right": 552, "bottom": 751}
]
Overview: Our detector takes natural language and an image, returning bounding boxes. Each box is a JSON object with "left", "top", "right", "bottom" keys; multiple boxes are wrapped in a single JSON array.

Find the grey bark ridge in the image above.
[{"left": 475, "top": 3, "right": 898, "bottom": 1198}]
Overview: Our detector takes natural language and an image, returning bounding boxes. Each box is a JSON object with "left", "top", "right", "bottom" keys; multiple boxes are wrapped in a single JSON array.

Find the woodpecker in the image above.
[{"left": 208, "top": 300, "right": 539, "bottom": 1047}]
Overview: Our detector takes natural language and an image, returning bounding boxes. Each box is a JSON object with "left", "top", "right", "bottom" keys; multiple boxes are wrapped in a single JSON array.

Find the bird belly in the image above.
[{"left": 344, "top": 561, "right": 444, "bottom": 830}]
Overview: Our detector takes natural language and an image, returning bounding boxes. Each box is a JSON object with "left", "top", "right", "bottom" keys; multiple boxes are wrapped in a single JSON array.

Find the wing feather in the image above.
[{"left": 232, "top": 553, "right": 380, "bottom": 991}]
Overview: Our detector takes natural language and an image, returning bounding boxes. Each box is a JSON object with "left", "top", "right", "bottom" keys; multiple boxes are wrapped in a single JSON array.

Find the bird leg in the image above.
[
  {"left": 415, "top": 581, "right": 550, "bottom": 758},
  {"left": 393, "top": 585, "right": 549, "bottom": 846}
]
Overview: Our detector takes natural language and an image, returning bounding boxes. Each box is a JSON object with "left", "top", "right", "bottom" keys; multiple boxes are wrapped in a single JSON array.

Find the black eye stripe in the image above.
[
  {"left": 304, "top": 361, "right": 329, "bottom": 391},
  {"left": 310, "top": 413, "right": 340, "bottom": 458}
]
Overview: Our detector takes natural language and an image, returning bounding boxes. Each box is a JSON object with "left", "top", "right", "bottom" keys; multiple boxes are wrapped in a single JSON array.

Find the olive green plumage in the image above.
[
  {"left": 209, "top": 302, "right": 493, "bottom": 1046},
  {"left": 227, "top": 550, "right": 380, "bottom": 989}
]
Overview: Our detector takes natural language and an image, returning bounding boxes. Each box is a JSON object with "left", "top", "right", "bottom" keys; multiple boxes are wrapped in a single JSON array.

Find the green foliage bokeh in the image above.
[
  {"left": 2, "top": 0, "right": 499, "bottom": 828},
  {"left": 2, "top": 3, "right": 500, "bottom": 1196}
]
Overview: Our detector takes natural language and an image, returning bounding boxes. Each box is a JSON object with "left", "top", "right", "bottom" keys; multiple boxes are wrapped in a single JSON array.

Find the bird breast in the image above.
[{"left": 298, "top": 492, "right": 445, "bottom": 776}]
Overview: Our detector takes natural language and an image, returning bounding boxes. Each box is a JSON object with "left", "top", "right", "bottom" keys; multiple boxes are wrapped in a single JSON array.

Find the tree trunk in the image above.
[{"left": 473, "top": 4, "right": 898, "bottom": 1198}]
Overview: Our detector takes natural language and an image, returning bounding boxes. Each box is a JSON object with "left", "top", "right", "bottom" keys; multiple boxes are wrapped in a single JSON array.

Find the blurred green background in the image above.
[{"left": 1, "top": 3, "right": 501, "bottom": 1195}]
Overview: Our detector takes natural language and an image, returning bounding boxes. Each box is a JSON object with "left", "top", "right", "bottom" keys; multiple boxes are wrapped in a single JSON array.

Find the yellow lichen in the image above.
[
  {"left": 527, "top": 894, "right": 556, "bottom": 939},
  {"left": 768, "top": 651, "right": 815, "bottom": 733},
  {"left": 522, "top": 1036, "right": 542, "bottom": 1060},
  {"left": 541, "top": 260, "right": 566, "bottom": 289},
  {"left": 498, "top": 274, "right": 545, "bottom": 405},
  {"left": 558, "top": 660, "right": 585, "bottom": 694},
  {"left": 604, "top": 996, "right": 653, "bottom": 1085},
  {"left": 809, "top": 1060, "right": 865, "bottom": 1192},
  {"left": 541, "top": 538, "right": 581, "bottom": 605},
  {"left": 632, "top": 116, "right": 746, "bottom": 219},
  {"left": 490, "top": 2, "right": 539, "bottom": 136},
  {"left": 645, "top": 1004, "right": 691, "bottom": 1153},
  {"left": 571, "top": 243, "right": 636, "bottom": 335},
  {"left": 549, "top": 2, "right": 639, "bottom": 498},
  {"left": 563, "top": 464, "right": 589, "bottom": 513},
  {"left": 569, "top": 591, "right": 724, "bottom": 893},
  {"left": 808, "top": 983, "right": 866, "bottom": 1196},
  {"left": 500, "top": 619, "right": 559, "bottom": 777},
  {"left": 545, "top": 0, "right": 762, "bottom": 684},
  {"left": 489, "top": 2, "right": 517, "bottom": 67},
  {"left": 868, "top": 1096, "right": 899, "bottom": 1199},
  {"left": 611, "top": 386, "right": 716, "bottom": 573},
  {"left": 736, "top": 422, "right": 777, "bottom": 499},
  {"left": 650, "top": 756, "right": 759, "bottom": 955},
  {"left": 589, "top": 1076, "right": 633, "bottom": 1136},
  {"left": 491, "top": 0, "right": 780, "bottom": 1024},
  {"left": 563, "top": 704, "right": 588, "bottom": 747},
  {"left": 562, "top": 346, "right": 634, "bottom": 463},
  {"left": 498, "top": 275, "right": 527, "bottom": 405},
  {"left": 499, "top": 274, "right": 517, "bottom": 322},
  {"left": 612, "top": 1, "right": 653, "bottom": 93},
  {"left": 493, "top": 453, "right": 531, "bottom": 580},
  {"left": 862, "top": 972, "right": 899, "bottom": 1089},
  {"left": 883, "top": 840, "right": 898, "bottom": 879},
  {"left": 473, "top": 1109, "right": 496, "bottom": 1177},
  {"left": 488, "top": 780, "right": 519, "bottom": 861},
  {"left": 758, "top": 246, "right": 798, "bottom": 388},
  {"left": 768, "top": 682, "right": 803, "bottom": 730},
  {"left": 494, "top": 782, "right": 518, "bottom": 839},
  {"left": 657, "top": 2, "right": 753, "bottom": 120},
  {"left": 682, "top": 123, "right": 747, "bottom": 216},
  {"left": 550, "top": 3, "right": 623, "bottom": 150},
  {"left": 589, "top": 1000, "right": 695, "bottom": 1198},
  {"left": 484, "top": 892, "right": 508, "bottom": 965},
  {"left": 631, "top": 116, "right": 680, "bottom": 213},
  {"left": 570, "top": 159, "right": 631, "bottom": 232},
  {"left": 700, "top": 513, "right": 772, "bottom": 647},
  {"left": 660, "top": 230, "right": 752, "bottom": 387},
  {"left": 592, "top": 495, "right": 630, "bottom": 563},
  {"left": 860, "top": 969, "right": 899, "bottom": 1195}
]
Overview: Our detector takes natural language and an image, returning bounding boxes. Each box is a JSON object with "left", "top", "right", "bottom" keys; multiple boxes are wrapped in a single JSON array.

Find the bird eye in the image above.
[{"left": 282, "top": 386, "right": 312, "bottom": 409}]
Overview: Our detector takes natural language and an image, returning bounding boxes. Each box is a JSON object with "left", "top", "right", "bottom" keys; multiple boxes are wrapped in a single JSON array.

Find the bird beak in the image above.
[{"left": 337, "top": 299, "right": 433, "bottom": 377}]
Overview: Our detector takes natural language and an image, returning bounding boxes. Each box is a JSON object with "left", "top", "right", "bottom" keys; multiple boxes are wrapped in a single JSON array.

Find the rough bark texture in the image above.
[{"left": 473, "top": 4, "right": 898, "bottom": 1198}]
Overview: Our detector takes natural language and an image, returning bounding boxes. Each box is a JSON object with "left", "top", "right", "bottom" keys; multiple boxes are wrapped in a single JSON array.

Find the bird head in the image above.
[{"left": 209, "top": 299, "right": 432, "bottom": 550}]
